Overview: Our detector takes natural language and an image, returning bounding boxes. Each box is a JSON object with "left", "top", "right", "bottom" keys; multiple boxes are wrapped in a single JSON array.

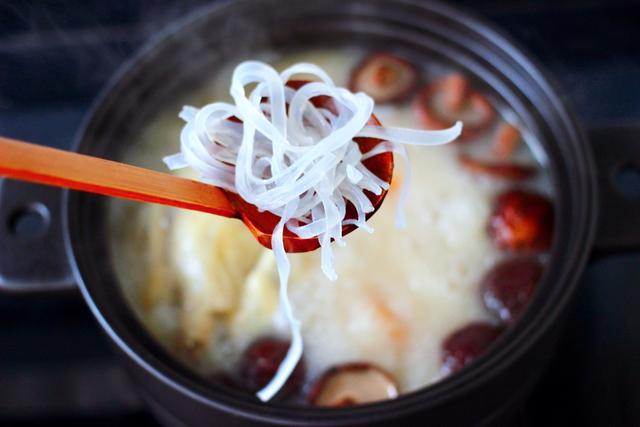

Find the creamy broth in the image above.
[{"left": 109, "top": 48, "right": 549, "bottom": 398}]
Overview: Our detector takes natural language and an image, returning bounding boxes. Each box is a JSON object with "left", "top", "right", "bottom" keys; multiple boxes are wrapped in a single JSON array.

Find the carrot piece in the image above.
[{"left": 493, "top": 123, "right": 521, "bottom": 159}]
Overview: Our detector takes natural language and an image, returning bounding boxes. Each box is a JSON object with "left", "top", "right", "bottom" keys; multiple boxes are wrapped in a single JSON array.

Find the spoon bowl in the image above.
[{"left": 227, "top": 120, "right": 392, "bottom": 252}]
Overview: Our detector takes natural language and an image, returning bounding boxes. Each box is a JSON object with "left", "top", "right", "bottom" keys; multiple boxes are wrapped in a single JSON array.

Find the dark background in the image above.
[{"left": 1, "top": 1, "right": 639, "bottom": 425}]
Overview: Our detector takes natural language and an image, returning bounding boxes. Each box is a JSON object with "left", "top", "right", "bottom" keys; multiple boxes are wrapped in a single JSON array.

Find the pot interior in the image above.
[{"left": 66, "top": 0, "right": 596, "bottom": 424}]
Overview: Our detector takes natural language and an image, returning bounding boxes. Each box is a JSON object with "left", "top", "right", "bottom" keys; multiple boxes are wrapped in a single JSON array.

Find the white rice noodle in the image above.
[{"left": 163, "top": 61, "right": 462, "bottom": 401}]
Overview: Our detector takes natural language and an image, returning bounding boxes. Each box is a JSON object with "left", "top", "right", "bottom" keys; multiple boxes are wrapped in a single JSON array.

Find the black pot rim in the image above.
[{"left": 64, "top": 0, "right": 598, "bottom": 425}]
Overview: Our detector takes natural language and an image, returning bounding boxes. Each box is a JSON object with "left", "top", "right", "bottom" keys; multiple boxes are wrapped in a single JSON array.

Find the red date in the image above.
[
  {"left": 441, "top": 323, "right": 503, "bottom": 374},
  {"left": 481, "top": 257, "right": 543, "bottom": 324},
  {"left": 414, "top": 74, "right": 495, "bottom": 142},
  {"left": 349, "top": 52, "right": 419, "bottom": 104},
  {"left": 239, "top": 338, "right": 305, "bottom": 396},
  {"left": 488, "top": 189, "right": 554, "bottom": 251}
]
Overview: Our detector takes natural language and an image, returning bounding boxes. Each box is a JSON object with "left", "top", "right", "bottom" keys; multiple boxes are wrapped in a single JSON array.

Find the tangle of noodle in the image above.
[{"left": 164, "top": 61, "right": 462, "bottom": 401}]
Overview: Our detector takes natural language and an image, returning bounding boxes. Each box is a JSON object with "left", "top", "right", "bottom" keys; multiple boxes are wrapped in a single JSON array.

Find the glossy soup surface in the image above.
[{"left": 109, "top": 48, "right": 553, "bottom": 404}]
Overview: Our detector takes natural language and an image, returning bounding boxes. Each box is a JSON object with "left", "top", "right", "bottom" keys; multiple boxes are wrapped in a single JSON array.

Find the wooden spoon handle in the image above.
[{"left": 0, "top": 137, "right": 237, "bottom": 218}]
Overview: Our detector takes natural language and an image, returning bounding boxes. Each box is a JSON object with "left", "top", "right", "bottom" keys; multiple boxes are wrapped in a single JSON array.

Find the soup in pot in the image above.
[{"left": 109, "top": 47, "right": 554, "bottom": 405}]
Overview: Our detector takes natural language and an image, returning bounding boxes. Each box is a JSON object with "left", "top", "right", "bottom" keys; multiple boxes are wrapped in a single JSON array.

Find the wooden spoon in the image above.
[{"left": 0, "top": 132, "right": 392, "bottom": 253}]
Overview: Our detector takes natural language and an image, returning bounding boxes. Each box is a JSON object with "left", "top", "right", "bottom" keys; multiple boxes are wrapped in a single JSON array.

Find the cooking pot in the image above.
[{"left": 1, "top": 0, "right": 639, "bottom": 425}]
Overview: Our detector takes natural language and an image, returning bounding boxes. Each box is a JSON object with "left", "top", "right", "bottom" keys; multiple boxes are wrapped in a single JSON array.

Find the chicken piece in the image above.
[{"left": 171, "top": 211, "right": 263, "bottom": 348}]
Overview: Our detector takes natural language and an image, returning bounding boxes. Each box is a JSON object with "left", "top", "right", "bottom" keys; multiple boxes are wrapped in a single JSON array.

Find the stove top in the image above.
[{"left": 1, "top": 1, "right": 639, "bottom": 425}]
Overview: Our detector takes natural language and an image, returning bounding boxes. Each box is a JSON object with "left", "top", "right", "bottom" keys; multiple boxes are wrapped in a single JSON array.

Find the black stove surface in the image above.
[{"left": 1, "top": 1, "right": 639, "bottom": 426}]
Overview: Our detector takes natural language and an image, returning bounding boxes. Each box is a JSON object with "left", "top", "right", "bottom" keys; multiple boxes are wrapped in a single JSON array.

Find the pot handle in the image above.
[
  {"left": 0, "top": 178, "right": 76, "bottom": 292},
  {"left": 590, "top": 126, "right": 640, "bottom": 254}
]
